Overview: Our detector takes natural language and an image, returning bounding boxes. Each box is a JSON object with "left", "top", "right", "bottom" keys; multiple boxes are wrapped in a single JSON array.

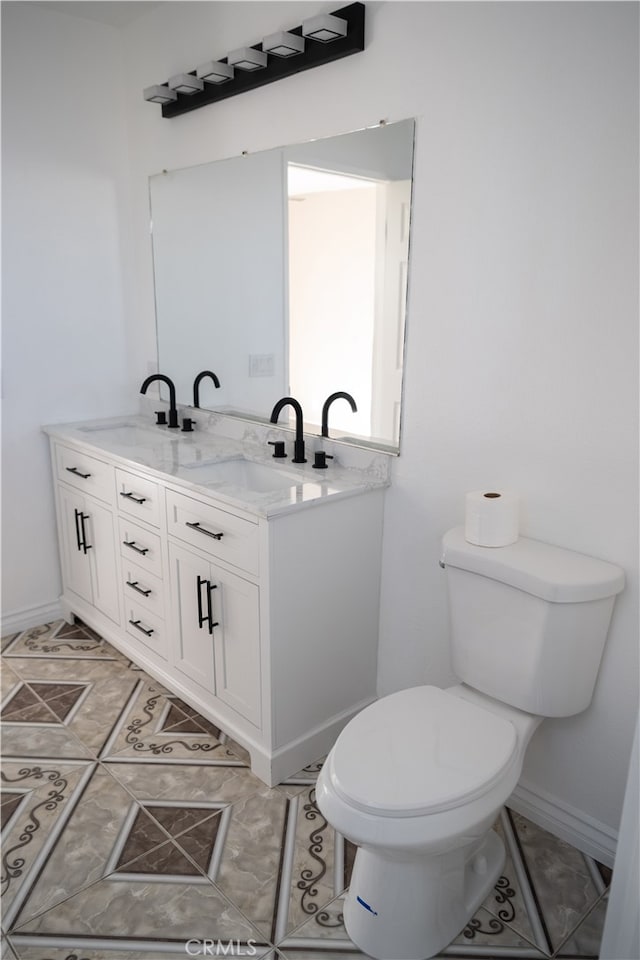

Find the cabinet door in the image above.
[
  {"left": 58, "top": 484, "right": 120, "bottom": 625},
  {"left": 169, "top": 542, "right": 261, "bottom": 728},
  {"left": 58, "top": 486, "right": 92, "bottom": 605},
  {"left": 170, "top": 542, "right": 216, "bottom": 691},
  {"left": 85, "top": 499, "right": 120, "bottom": 625},
  {"left": 209, "top": 560, "right": 261, "bottom": 728}
]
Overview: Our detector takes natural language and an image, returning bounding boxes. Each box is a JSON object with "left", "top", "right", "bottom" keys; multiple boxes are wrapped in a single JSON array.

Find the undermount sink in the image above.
[
  {"left": 78, "top": 421, "right": 139, "bottom": 434},
  {"left": 183, "top": 458, "right": 301, "bottom": 493},
  {"left": 77, "top": 423, "right": 159, "bottom": 445}
]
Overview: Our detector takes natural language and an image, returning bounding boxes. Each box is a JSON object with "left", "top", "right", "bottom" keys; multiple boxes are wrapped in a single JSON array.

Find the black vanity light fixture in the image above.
[{"left": 143, "top": 2, "right": 365, "bottom": 119}]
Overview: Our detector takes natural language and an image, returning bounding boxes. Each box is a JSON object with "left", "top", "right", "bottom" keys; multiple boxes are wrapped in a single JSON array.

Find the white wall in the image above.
[
  {"left": 1, "top": 3, "right": 135, "bottom": 626},
  {"left": 2, "top": 1, "right": 637, "bottom": 849},
  {"left": 600, "top": 714, "right": 639, "bottom": 958},
  {"left": 121, "top": 0, "right": 638, "bottom": 843}
]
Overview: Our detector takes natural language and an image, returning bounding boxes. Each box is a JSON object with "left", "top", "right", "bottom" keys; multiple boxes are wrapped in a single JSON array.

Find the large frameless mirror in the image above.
[{"left": 150, "top": 118, "right": 415, "bottom": 453}]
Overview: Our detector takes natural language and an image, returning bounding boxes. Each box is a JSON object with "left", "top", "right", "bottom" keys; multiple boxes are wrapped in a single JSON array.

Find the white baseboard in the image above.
[
  {"left": 510, "top": 778, "right": 618, "bottom": 867},
  {"left": 1, "top": 599, "right": 64, "bottom": 637},
  {"left": 266, "top": 695, "right": 377, "bottom": 787}
]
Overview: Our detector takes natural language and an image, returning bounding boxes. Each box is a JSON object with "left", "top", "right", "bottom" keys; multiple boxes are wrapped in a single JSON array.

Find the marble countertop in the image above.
[{"left": 43, "top": 415, "right": 389, "bottom": 519}]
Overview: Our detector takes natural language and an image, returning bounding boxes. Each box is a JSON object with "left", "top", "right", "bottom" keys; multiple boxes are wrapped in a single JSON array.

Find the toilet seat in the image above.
[{"left": 328, "top": 686, "right": 517, "bottom": 818}]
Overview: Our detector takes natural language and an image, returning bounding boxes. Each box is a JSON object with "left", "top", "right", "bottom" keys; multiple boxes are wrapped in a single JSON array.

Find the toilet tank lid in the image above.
[{"left": 441, "top": 527, "right": 625, "bottom": 603}]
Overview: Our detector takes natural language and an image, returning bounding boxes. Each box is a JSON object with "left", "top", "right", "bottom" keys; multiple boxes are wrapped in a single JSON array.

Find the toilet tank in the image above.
[{"left": 441, "top": 527, "right": 625, "bottom": 717}]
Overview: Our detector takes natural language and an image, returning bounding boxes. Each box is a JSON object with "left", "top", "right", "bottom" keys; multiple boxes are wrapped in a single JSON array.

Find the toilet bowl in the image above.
[
  {"left": 316, "top": 527, "right": 624, "bottom": 960},
  {"left": 316, "top": 684, "right": 540, "bottom": 960}
]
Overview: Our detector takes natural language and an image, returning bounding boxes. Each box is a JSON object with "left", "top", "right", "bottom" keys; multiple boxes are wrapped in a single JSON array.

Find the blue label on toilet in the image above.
[{"left": 356, "top": 895, "right": 378, "bottom": 916}]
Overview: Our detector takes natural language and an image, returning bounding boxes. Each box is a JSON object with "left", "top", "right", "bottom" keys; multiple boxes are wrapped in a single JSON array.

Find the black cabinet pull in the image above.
[
  {"left": 129, "top": 618, "right": 154, "bottom": 637},
  {"left": 197, "top": 575, "right": 208, "bottom": 629},
  {"left": 186, "top": 521, "right": 223, "bottom": 541},
  {"left": 74, "top": 508, "right": 83, "bottom": 552},
  {"left": 123, "top": 540, "right": 149, "bottom": 556},
  {"left": 206, "top": 582, "right": 219, "bottom": 635},
  {"left": 120, "top": 491, "right": 147, "bottom": 505},
  {"left": 80, "top": 513, "right": 91, "bottom": 554},
  {"left": 197, "top": 576, "right": 219, "bottom": 634},
  {"left": 66, "top": 466, "right": 91, "bottom": 479},
  {"left": 126, "top": 580, "right": 152, "bottom": 597},
  {"left": 74, "top": 511, "right": 91, "bottom": 554}
]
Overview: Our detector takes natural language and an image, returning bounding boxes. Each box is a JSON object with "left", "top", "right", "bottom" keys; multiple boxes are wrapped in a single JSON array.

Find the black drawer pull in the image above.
[
  {"left": 123, "top": 540, "right": 149, "bottom": 556},
  {"left": 129, "top": 618, "right": 154, "bottom": 637},
  {"left": 186, "top": 521, "right": 223, "bottom": 541},
  {"left": 66, "top": 466, "right": 91, "bottom": 479},
  {"left": 126, "top": 580, "right": 152, "bottom": 597},
  {"left": 120, "top": 491, "right": 147, "bottom": 505}
]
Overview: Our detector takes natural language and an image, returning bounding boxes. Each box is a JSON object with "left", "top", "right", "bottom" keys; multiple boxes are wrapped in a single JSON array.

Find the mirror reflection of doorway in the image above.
[{"left": 287, "top": 164, "right": 410, "bottom": 441}]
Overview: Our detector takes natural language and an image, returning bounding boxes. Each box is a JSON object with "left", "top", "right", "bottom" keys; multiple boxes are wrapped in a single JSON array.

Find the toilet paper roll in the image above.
[{"left": 465, "top": 490, "right": 520, "bottom": 547}]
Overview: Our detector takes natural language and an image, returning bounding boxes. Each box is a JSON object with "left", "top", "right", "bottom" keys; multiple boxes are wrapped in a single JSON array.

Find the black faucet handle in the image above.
[
  {"left": 312, "top": 451, "right": 333, "bottom": 470},
  {"left": 268, "top": 441, "right": 287, "bottom": 459},
  {"left": 292, "top": 439, "right": 307, "bottom": 464},
  {"left": 155, "top": 410, "right": 167, "bottom": 425},
  {"left": 181, "top": 418, "right": 195, "bottom": 433}
]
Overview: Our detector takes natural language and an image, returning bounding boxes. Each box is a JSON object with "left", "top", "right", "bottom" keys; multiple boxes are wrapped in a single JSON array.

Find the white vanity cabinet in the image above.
[
  {"left": 47, "top": 430, "right": 385, "bottom": 786},
  {"left": 54, "top": 447, "right": 121, "bottom": 626}
]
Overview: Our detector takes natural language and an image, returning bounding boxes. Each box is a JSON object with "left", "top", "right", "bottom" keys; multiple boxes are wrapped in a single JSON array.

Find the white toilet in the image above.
[{"left": 316, "top": 526, "right": 624, "bottom": 960}]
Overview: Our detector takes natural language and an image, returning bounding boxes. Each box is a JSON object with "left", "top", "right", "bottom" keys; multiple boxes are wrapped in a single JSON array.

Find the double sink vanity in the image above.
[
  {"left": 44, "top": 412, "right": 388, "bottom": 785},
  {"left": 43, "top": 118, "right": 414, "bottom": 785}
]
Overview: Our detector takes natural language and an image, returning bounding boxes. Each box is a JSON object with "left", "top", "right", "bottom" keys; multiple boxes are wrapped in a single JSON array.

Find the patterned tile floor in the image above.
[{"left": 1, "top": 620, "right": 612, "bottom": 960}]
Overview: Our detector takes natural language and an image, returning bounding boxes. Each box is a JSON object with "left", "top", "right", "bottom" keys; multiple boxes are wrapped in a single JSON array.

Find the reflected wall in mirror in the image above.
[{"left": 150, "top": 118, "right": 415, "bottom": 453}]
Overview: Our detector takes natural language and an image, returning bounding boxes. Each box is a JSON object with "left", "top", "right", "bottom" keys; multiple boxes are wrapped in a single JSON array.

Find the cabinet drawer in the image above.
[
  {"left": 166, "top": 489, "right": 259, "bottom": 576},
  {"left": 116, "top": 469, "right": 161, "bottom": 527},
  {"left": 119, "top": 517, "right": 163, "bottom": 579},
  {"left": 55, "top": 444, "right": 114, "bottom": 504},
  {"left": 122, "top": 559, "right": 165, "bottom": 620},
  {"left": 124, "top": 602, "right": 168, "bottom": 662}
]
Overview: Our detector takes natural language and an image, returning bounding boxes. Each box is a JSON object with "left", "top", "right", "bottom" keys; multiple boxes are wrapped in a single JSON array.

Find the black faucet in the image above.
[
  {"left": 270, "top": 397, "right": 307, "bottom": 463},
  {"left": 321, "top": 391, "right": 357, "bottom": 438},
  {"left": 140, "top": 374, "right": 179, "bottom": 428},
  {"left": 193, "top": 370, "right": 221, "bottom": 408}
]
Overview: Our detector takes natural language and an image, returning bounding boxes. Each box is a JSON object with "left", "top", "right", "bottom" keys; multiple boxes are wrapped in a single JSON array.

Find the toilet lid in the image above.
[{"left": 329, "top": 686, "right": 518, "bottom": 818}]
